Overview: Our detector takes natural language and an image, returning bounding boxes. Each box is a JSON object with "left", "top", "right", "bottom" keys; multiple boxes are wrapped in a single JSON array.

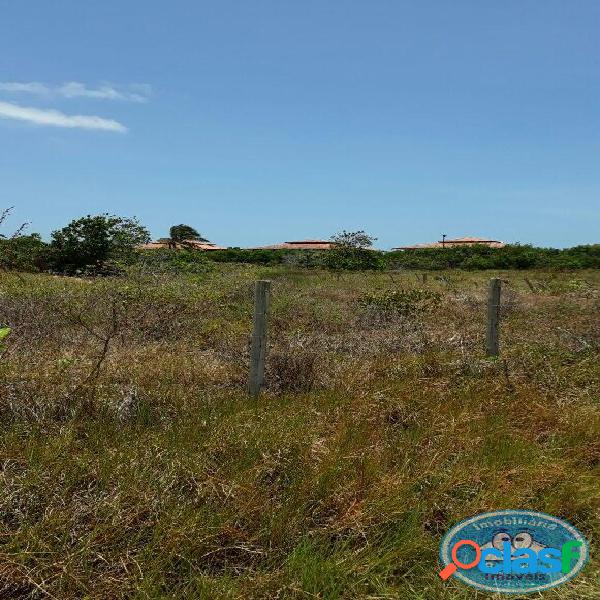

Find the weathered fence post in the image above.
[
  {"left": 248, "top": 280, "right": 271, "bottom": 396},
  {"left": 486, "top": 278, "right": 502, "bottom": 357}
]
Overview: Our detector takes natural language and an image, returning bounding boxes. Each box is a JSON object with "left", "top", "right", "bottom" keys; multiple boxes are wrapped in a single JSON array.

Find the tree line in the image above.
[{"left": 0, "top": 210, "right": 598, "bottom": 274}]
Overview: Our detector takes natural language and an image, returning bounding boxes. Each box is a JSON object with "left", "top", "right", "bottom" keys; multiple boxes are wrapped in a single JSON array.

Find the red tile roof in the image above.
[
  {"left": 139, "top": 239, "right": 225, "bottom": 251},
  {"left": 252, "top": 240, "right": 335, "bottom": 250},
  {"left": 393, "top": 236, "right": 505, "bottom": 250}
]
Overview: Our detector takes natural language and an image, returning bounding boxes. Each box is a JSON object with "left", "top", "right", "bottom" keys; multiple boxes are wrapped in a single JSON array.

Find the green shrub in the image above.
[
  {"left": 324, "top": 230, "right": 385, "bottom": 272},
  {"left": 207, "top": 248, "right": 287, "bottom": 265},
  {"left": 325, "top": 247, "right": 384, "bottom": 271},
  {"left": 134, "top": 249, "right": 214, "bottom": 274},
  {"left": 0, "top": 234, "right": 48, "bottom": 272},
  {"left": 385, "top": 244, "right": 600, "bottom": 271},
  {"left": 206, "top": 248, "right": 328, "bottom": 267}
]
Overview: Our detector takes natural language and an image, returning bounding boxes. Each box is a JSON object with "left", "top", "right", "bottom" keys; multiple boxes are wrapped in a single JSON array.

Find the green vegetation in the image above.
[
  {"left": 136, "top": 248, "right": 214, "bottom": 274},
  {"left": 0, "top": 233, "right": 47, "bottom": 273},
  {"left": 323, "top": 230, "right": 384, "bottom": 272},
  {"left": 203, "top": 243, "right": 600, "bottom": 271},
  {"left": 386, "top": 243, "right": 600, "bottom": 271},
  {"left": 169, "top": 223, "right": 210, "bottom": 244},
  {"left": 2, "top": 210, "right": 598, "bottom": 275},
  {"left": 48, "top": 214, "right": 150, "bottom": 275},
  {"left": 0, "top": 265, "right": 598, "bottom": 598},
  {"left": 0, "top": 207, "right": 47, "bottom": 273},
  {"left": 206, "top": 247, "right": 296, "bottom": 265}
]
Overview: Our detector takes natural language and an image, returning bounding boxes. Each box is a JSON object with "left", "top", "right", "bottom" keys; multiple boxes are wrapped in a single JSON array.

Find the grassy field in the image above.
[{"left": 0, "top": 266, "right": 598, "bottom": 599}]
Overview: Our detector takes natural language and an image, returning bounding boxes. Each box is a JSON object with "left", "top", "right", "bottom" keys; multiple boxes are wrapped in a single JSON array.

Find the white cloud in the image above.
[
  {"left": 57, "top": 82, "right": 149, "bottom": 102},
  {"left": 0, "top": 101, "right": 127, "bottom": 132},
  {"left": 0, "top": 81, "right": 151, "bottom": 102},
  {"left": 0, "top": 82, "right": 50, "bottom": 95}
]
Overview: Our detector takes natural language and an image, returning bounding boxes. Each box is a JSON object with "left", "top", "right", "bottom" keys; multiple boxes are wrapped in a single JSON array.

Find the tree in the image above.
[
  {"left": 332, "top": 230, "right": 375, "bottom": 249},
  {"left": 0, "top": 207, "right": 48, "bottom": 272},
  {"left": 0, "top": 233, "right": 48, "bottom": 272},
  {"left": 169, "top": 224, "right": 209, "bottom": 245},
  {"left": 0, "top": 207, "right": 27, "bottom": 247},
  {"left": 324, "top": 230, "right": 383, "bottom": 271},
  {"left": 50, "top": 214, "right": 150, "bottom": 274}
]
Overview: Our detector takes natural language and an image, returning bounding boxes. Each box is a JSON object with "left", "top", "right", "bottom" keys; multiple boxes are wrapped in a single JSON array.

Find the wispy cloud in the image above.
[
  {"left": 0, "top": 82, "right": 50, "bottom": 95},
  {"left": 0, "top": 81, "right": 151, "bottom": 102},
  {"left": 0, "top": 101, "right": 127, "bottom": 132},
  {"left": 57, "top": 82, "right": 150, "bottom": 102}
]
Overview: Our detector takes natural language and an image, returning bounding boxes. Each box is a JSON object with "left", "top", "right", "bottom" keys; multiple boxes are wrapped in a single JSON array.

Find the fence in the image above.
[{"left": 247, "top": 277, "right": 503, "bottom": 396}]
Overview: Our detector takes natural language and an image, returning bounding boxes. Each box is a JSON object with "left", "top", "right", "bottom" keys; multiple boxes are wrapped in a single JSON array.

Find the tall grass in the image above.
[{"left": 0, "top": 268, "right": 598, "bottom": 598}]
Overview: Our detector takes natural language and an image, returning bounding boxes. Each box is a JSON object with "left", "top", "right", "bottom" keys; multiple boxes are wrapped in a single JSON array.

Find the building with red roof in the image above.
[
  {"left": 139, "top": 238, "right": 225, "bottom": 251},
  {"left": 252, "top": 240, "right": 335, "bottom": 250},
  {"left": 393, "top": 236, "right": 505, "bottom": 250}
]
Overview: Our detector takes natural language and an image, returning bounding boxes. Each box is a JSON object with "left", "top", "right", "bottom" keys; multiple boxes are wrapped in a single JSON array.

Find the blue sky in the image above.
[{"left": 1, "top": 1, "right": 599, "bottom": 249}]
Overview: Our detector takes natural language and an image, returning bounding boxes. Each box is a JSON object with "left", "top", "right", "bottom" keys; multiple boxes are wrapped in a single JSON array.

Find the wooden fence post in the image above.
[
  {"left": 486, "top": 278, "right": 501, "bottom": 357},
  {"left": 248, "top": 280, "right": 271, "bottom": 396}
]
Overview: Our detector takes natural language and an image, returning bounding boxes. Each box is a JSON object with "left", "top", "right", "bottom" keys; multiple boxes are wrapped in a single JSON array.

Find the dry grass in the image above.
[{"left": 0, "top": 267, "right": 599, "bottom": 599}]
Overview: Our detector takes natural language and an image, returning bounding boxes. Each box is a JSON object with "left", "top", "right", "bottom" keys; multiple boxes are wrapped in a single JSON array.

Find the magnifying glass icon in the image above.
[{"left": 439, "top": 540, "right": 481, "bottom": 580}]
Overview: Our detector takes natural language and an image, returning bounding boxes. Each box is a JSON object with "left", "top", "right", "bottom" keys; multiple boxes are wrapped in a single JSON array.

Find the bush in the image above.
[
  {"left": 206, "top": 248, "right": 328, "bottom": 267},
  {"left": 207, "top": 248, "right": 287, "bottom": 265},
  {"left": 385, "top": 244, "right": 600, "bottom": 271},
  {"left": 324, "top": 247, "right": 384, "bottom": 271},
  {"left": 324, "top": 230, "right": 384, "bottom": 272},
  {"left": 134, "top": 249, "right": 214, "bottom": 275},
  {"left": 0, "top": 234, "right": 48, "bottom": 272},
  {"left": 0, "top": 207, "right": 48, "bottom": 272}
]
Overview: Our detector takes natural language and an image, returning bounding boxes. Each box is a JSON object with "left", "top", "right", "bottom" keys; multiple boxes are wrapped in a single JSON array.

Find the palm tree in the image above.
[{"left": 166, "top": 224, "right": 210, "bottom": 248}]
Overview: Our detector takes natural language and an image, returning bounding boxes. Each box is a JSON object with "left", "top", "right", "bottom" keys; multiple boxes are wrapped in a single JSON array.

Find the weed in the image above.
[{"left": 0, "top": 266, "right": 598, "bottom": 598}]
